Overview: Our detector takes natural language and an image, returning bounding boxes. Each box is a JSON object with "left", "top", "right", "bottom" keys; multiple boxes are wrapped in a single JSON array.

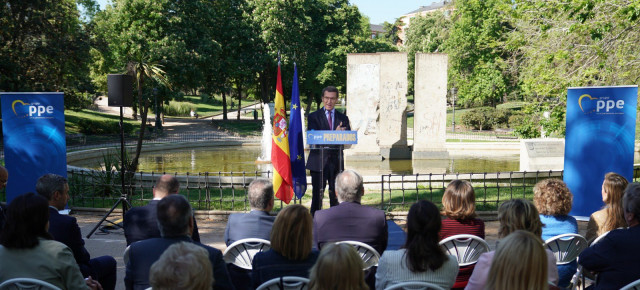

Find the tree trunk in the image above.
[
  {"left": 132, "top": 100, "right": 138, "bottom": 120},
  {"left": 305, "top": 91, "right": 314, "bottom": 115},
  {"left": 130, "top": 70, "right": 147, "bottom": 173},
  {"left": 236, "top": 82, "right": 242, "bottom": 121},
  {"left": 222, "top": 90, "right": 228, "bottom": 121}
]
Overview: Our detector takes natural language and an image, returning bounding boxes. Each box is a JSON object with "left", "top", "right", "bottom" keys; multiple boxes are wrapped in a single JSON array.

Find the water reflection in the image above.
[{"left": 70, "top": 146, "right": 520, "bottom": 174}]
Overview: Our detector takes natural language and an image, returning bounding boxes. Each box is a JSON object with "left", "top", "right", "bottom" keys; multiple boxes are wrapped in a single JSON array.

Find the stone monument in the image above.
[
  {"left": 519, "top": 138, "right": 565, "bottom": 171},
  {"left": 413, "top": 53, "right": 449, "bottom": 159},
  {"left": 378, "top": 53, "right": 411, "bottom": 159}
]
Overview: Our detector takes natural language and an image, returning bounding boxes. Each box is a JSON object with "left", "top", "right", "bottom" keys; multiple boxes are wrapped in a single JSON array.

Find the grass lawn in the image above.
[{"left": 65, "top": 109, "right": 139, "bottom": 135}]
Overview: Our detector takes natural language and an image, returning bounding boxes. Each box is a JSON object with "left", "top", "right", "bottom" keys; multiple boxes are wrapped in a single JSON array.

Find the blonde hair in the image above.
[
  {"left": 602, "top": 172, "right": 628, "bottom": 232},
  {"left": 308, "top": 243, "right": 368, "bottom": 290},
  {"left": 498, "top": 199, "right": 543, "bottom": 238},
  {"left": 533, "top": 179, "right": 573, "bottom": 216},
  {"left": 442, "top": 180, "right": 476, "bottom": 220},
  {"left": 149, "top": 242, "right": 213, "bottom": 290},
  {"left": 486, "top": 230, "right": 548, "bottom": 290},
  {"left": 270, "top": 204, "right": 313, "bottom": 260}
]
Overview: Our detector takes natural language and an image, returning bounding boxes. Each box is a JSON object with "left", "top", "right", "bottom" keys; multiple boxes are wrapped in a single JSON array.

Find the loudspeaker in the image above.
[{"left": 108, "top": 74, "right": 133, "bottom": 107}]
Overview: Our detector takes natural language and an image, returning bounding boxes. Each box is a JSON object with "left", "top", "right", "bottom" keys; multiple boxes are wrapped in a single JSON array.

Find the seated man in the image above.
[
  {"left": 313, "top": 169, "right": 388, "bottom": 254},
  {"left": 579, "top": 182, "right": 640, "bottom": 289},
  {"left": 124, "top": 174, "right": 200, "bottom": 245},
  {"left": 125, "top": 194, "right": 233, "bottom": 290},
  {"left": 36, "top": 174, "right": 117, "bottom": 290},
  {"left": 224, "top": 178, "right": 275, "bottom": 246}
]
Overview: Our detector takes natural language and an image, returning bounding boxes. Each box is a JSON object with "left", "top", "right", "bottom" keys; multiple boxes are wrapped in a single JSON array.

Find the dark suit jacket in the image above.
[
  {"left": 305, "top": 107, "right": 351, "bottom": 172},
  {"left": 47, "top": 207, "right": 91, "bottom": 268},
  {"left": 223, "top": 210, "right": 275, "bottom": 246},
  {"left": 251, "top": 249, "right": 319, "bottom": 289},
  {"left": 124, "top": 200, "right": 200, "bottom": 245},
  {"left": 124, "top": 236, "right": 234, "bottom": 290},
  {"left": 579, "top": 225, "right": 640, "bottom": 290},
  {"left": 313, "top": 201, "right": 388, "bottom": 254}
]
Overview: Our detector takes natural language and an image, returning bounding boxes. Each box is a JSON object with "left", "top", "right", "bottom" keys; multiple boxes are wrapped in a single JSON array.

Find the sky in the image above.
[{"left": 95, "top": 0, "right": 438, "bottom": 25}]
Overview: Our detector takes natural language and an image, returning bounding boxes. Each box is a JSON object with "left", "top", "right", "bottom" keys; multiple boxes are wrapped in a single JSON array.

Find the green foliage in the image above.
[
  {"left": 510, "top": 113, "right": 541, "bottom": 139},
  {"left": 64, "top": 90, "right": 95, "bottom": 111},
  {"left": 78, "top": 119, "right": 134, "bottom": 135},
  {"left": 460, "top": 107, "right": 513, "bottom": 130},
  {"left": 163, "top": 101, "right": 192, "bottom": 117}
]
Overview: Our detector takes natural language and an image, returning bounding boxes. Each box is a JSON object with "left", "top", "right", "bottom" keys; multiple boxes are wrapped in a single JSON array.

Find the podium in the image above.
[{"left": 306, "top": 130, "right": 357, "bottom": 209}]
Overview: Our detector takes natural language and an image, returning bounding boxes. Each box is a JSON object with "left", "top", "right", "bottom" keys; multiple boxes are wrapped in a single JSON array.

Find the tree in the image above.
[
  {"left": 446, "top": 0, "right": 514, "bottom": 108},
  {"left": 0, "top": 0, "right": 92, "bottom": 95}
]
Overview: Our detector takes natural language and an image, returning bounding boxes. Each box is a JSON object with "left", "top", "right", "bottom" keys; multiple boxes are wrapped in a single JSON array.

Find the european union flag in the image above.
[{"left": 289, "top": 63, "right": 307, "bottom": 199}]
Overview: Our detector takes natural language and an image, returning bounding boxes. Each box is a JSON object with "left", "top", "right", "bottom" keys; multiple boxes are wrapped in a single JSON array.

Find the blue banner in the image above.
[
  {"left": 289, "top": 63, "right": 307, "bottom": 199},
  {"left": 306, "top": 130, "right": 357, "bottom": 145},
  {"left": 1, "top": 92, "right": 67, "bottom": 203},
  {"left": 564, "top": 86, "right": 637, "bottom": 218}
]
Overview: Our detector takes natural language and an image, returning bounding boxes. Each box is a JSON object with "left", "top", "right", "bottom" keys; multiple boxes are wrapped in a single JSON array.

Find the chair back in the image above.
[
  {"left": 383, "top": 281, "right": 446, "bottom": 290},
  {"left": 544, "top": 233, "right": 588, "bottom": 265},
  {"left": 0, "top": 278, "right": 61, "bottom": 290},
  {"left": 621, "top": 278, "right": 640, "bottom": 290},
  {"left": 591, "top": 230, "right": 611, "bottom": 245},
  {"left": 439, "top": 234, "right": 490, "bottom": 267},
  {"left": 335, "top": 241, "right": 380, "bottom": 270},
  {"left": 223, "top": 238, "right": 271, "bottom": 270},
  {"left": 256, "top": 276, "right": 309, "bottom": 290}
]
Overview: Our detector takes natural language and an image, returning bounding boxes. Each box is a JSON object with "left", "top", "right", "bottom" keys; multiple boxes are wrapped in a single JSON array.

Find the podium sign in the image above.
[
  {"left": 1, "top": 92, "right": 67, "bottom": 203},
  {"left": 564, "top": 86, "right": 637, "bottom": 218},
  {"left": 307, "top": 130, "right": 357, "bottom": 145}
]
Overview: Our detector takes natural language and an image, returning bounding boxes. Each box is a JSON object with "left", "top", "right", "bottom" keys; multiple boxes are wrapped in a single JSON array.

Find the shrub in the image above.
[
  {"left": 164, "top": 101, "right": 192, "bottom": 116},
  {"left": 510, "top": 113, "right": 541, "bottom": 138},
  {"left": 461, "top": 107, "right": 493, "bottom": 130},
  {"left": 65, "top": 90, "right": 94, "bottom": 111},
  {"left": 78, "top": 119, "right": 133, "bottom": 135}
]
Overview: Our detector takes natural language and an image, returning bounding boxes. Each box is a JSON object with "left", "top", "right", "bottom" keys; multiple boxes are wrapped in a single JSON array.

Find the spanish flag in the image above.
[{"left": 271, "top": 63, "right": 293, "bottom": 204}]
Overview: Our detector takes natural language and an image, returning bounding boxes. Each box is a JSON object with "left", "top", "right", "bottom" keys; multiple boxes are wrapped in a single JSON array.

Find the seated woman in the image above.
[
  {"left": 309, "top": 243, "right": 368, "bottom": 290},
  {"left": 376, "top": 200, "right": 459, "bottom": 290},
  {"left": 251, "top": 204, "right": 319, "bottom": 288},
  {"left": 150, "top": 242, "right": 213, "bottom": 290},
  {"left": 533, "top": 178, "right": 578, "bottom": 288},
  {"left": 486, "top": 230, "right": 548, "bottom": 290},
  {"left": 586, "top": 172, "right": 628, "bottom": 242},
  {"left": 440, "top": 180, "right": 485, "bottom": 289},
  {"left": 465, "top": 199, "right": 559, "bottom": 290},
  {"left": 0, "top": 192, "right": 99, "bottom": 290}
]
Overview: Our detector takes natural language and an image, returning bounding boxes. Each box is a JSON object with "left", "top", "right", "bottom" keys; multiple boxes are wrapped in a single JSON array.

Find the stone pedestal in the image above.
[
  {"left": 519, "top": 138, "right": 565, "bottom": 171},
  {"left": 413, "top": 53, "right": 449, "bottom": 159}
]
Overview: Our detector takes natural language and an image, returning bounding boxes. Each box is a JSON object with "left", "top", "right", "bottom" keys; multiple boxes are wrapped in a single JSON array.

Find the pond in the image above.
[{"left": 69, "top": 145, "right": 521, "bottom": 175}]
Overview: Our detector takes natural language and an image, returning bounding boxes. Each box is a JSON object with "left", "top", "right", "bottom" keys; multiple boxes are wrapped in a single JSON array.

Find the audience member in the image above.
[
  {"left": 0, "top": 193, "right": 100, "bottom": 290},
  {"left": 533, "top": 178, "right": 578, "bottom": 288},
  {"left": 125, "top": 195, "right": 231, "bottom": 290},
  {"left": 124, "top": 194, "right": 232, "bottom": 290},
  {"left": 36, "top": 174, "right": 116, "bottom": 290},
  {"left": 586, "top": 172, "right": 628, "bottom": 241},
  {"left": 465, "top": 199, "right": 558, "bottom": 289},
  {"left": 124, "top": 174, "right": 200, "bottom": 245},
  {"left": 224, "top": 178, "right": 275, "bottom": 246},
  {"left": 439, "top": 180, "right": 484, "bottom": 289},
  {"left": 0, "top": 165, "right": 8, "bottom": 232},
  {"left": 579, "top": 182, "right": 640, "bottom": 289},
  {"left": 313, "top": 169, "right": 388, "bottom": 254},
  {"left": 376, "top": 200, "right": 458, "bottom": 289},
  {"left": 252, "top": 204, "right": 319, "bottom": 289},
  {"left": 149, "top": 242, "right": 213, "bottom": 290},
  {"left": 308, "top": 243, "right": 368, "bottom": 290},
  {"left": 486, "top": 230, "right": 548, "bottom": 290}
]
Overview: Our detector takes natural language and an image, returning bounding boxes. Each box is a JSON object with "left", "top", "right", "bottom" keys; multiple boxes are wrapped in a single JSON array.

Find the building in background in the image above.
[{"left": 397, "top": 1, "right": 453, "bottom": 45}]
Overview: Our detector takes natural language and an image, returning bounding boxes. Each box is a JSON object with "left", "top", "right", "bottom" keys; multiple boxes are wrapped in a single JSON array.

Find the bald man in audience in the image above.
[{"left": 124, "top": 174, "right": 200, "bottom": 245}]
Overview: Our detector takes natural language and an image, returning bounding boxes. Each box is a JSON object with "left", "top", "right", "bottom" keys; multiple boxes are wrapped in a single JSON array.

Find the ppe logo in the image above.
[
  {"left": 12, "top": 100, "right": 55, "bottom": 119},
  {"left": 578, "top": 94, "right": 624, "bottom": 115}
]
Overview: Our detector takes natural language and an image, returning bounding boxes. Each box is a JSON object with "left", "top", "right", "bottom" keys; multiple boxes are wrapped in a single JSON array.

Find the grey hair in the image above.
[
  {"left": 35, "top": 174, "right": 68, "bottom": 201},
  {"left": 623, "top": 183, "right": 640, "bottom": 220},
  {"left": 157, "top": 195, "right": 193, "bottom": 237},
  {"left": 248, "top": 178, "right": 273, "bottom": 210},
  {"left": 335, "top": 170, "right": 364, "bottom": 202}
]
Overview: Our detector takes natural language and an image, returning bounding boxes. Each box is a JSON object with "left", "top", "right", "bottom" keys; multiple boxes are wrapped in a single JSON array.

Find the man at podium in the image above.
[{"left": 306, "top": 86, "right": 351, "bottom": 216}]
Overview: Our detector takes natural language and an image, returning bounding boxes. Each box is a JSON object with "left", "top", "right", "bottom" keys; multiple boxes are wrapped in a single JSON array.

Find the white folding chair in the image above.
[
  {"left": 439, "top": 234, "right": 490, "bottom": 267},
  {"left": 223, "top": 238, "right": 271, "bottom": 270},
  {"left": 569, "top": 231, "right": 611, "bottom": 290},
  {"left": 544, "top": 233, "right": 588, "bottom": 265},
  {"left": 123, "top": 245, "right": 131, "bottom": 265},
  {"left": 621, "top": 278, "right": 640, "bottom": 290},
  {"left": 383, "top": 281, "right": 446, "bottom": 290},
  {"left": 335, "top": 240, "right": 381, "bottom": 270},
  {"left": 256, "top": 276, "right": 309, "bottom": 290},
  {"left": 0, "top": 278, "right": 61, "bottom": 290}
]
